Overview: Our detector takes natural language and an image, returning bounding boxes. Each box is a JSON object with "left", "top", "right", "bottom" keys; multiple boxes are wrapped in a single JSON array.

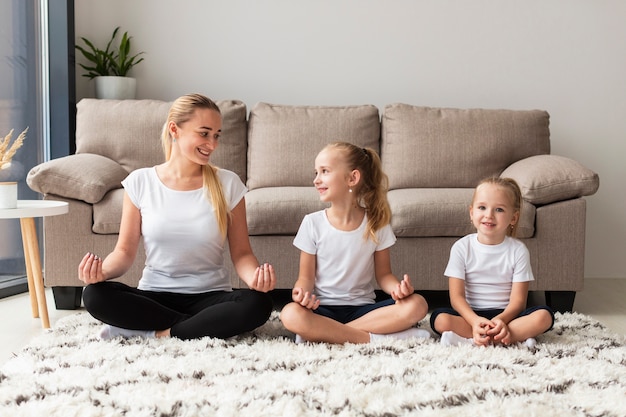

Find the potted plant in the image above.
[{"left": 75, "top": 27, "right": 145, "bottom": 99}]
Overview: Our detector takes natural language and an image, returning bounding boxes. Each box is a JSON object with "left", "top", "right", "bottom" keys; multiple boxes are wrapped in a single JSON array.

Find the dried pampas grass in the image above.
[{"left": 0, "top": 127, "right": 28, "bottom": 170}]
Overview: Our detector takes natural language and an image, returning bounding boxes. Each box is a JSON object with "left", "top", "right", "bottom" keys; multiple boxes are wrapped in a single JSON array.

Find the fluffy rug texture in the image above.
[{"left": 1, "top": 311, "right": 625, "bottom": 417}]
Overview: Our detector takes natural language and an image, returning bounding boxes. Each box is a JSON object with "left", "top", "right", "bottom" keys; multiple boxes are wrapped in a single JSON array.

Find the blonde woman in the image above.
[{"left": 79, "top": 94, "right": 275, "bottom": 340}]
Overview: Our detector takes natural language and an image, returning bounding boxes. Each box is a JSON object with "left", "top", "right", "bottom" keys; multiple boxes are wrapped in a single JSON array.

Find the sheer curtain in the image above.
[{"left": 0, "top": 0, "right": 47, "bottom": 295}]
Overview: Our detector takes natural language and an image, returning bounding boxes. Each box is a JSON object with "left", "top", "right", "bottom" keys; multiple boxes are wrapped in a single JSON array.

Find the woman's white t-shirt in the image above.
[
  {"left": 444, "top": 234, "right": 534, "bottom": 310},
  {"left": 293, "top": 210, "right": 396, "bottom": 306},
  {"left": 122, "top": 167, "right": 247, "bottom": 294}
]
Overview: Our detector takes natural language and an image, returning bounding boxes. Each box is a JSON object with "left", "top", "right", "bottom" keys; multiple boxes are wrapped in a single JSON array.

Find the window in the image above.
[{"left": 0, "top": 0, "right": 47, "bottom": 297}]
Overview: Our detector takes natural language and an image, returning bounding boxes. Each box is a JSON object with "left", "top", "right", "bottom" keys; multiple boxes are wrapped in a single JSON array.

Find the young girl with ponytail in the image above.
[{"left": 280, "top": 142, "right": 429, "bottom": 344}]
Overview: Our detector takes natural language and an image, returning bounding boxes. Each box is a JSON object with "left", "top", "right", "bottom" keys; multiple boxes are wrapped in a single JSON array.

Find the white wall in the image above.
[{"left": 75, "top": 0, "right": 626, "bottom": 279}]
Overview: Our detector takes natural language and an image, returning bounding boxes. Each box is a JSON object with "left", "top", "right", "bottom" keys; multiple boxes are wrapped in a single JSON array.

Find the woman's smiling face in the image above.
[{"left": 172, "top": 108, "right": 222, "bottom": 165}]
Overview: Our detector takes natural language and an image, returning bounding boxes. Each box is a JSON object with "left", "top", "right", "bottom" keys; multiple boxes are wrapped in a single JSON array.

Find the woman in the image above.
[{"left": 79, "top": 93, "right": 275, "bottom": 340}]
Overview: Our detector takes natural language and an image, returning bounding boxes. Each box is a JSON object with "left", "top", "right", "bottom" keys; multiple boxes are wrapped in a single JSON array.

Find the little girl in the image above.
[
  {"left": 430, "top": 177, "right": 554, "bottom": 347},
  {"left": 280, "top": 142, "right": 429, "bottom": 344}
]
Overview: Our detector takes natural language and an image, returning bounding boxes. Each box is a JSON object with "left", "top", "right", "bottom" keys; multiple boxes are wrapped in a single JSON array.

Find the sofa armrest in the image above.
[
  {"left": 500, "top": 155, "right": 599, "bottom": 205},
  {"left": 27, "top": 154, "right": 129, "bottom": 204}
]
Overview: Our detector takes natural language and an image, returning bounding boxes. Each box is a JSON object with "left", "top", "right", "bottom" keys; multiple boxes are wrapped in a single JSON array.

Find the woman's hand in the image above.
[
  {"left": 249, "top": 263, "right": 276, "bottom": 293},
  {"left": 78, "top": 252, "right": 105, "bottom": 284},
  {"left": 391, "top": 274, "right": 414, "bottom": 301},
  {"left": 292, "top": 287, "right": 320, "bottom": 310}
]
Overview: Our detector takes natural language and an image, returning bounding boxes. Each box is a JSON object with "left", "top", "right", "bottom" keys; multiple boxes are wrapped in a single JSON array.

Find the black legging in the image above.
[{"left": 82, "top": 281, "right": 273, "bottom": 340}]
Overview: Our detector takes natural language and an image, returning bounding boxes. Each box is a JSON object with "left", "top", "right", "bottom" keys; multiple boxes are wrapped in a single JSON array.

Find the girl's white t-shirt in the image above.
[
  {"left": 444, "top": 234, "right": 534, "bottom": 310},
  {"left": 293, "top": 210, "right": 396, "bottom": 306},
  {"left": 122, "top": 167, "right": 247, "bottom": 294}
]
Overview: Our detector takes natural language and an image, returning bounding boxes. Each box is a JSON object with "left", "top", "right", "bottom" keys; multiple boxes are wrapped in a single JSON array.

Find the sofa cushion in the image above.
[
  {"left": 247, "top": 103, "right": 380, "bottom": 189},
  {"left": 76, "top": 99, "right": 170, "bottom": 173},
  {"left": 388, "top": 188, "right": 535, "bottom": 239},
  {"left": 381, "top": 104, "right": 551, "bottom": 189},
  {"left": 75, "top": 99, "right": 248, "bottom": 183},
  {"left": 26, "top": 154, "right": 128, "bottom": 204},
  {"left": 211, "top": 100, "right": 249, "bottom": 183},
  {"left": 245, "top": 187, "right": 328, "bottom": 235},
  {"left": 93, "top": 186, "right": 329, "bottom": 236},
  {"left": 500, "top": 155, "right": 600, "bottom": 205}
]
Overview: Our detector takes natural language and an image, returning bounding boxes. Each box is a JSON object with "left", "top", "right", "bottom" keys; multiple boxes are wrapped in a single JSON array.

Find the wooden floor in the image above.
[{"left": 1, "top": 278, "right": 625, "bottom": 365}]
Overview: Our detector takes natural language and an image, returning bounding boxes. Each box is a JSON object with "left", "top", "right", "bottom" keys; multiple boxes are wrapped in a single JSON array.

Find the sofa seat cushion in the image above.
[
  {"left": 381, "top": 104, "right": 551, "bottom": 189},
  {"left": 245, "top": 187, "right": 328, "bottom": 235},
  {"left": 247, "top": 103, "right": 380, "bottom": 189},
  {"left": 93, "top": 186, "right": 328, "bottom": 236},
  {"left": 388, "top": 188, "right": 535, "bottom": 238},
  {"left": 27, "top": 154, "right": 129, "bottom": 204}
]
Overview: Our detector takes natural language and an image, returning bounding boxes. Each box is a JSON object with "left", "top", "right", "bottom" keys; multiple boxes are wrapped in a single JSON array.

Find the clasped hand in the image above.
[{"left": 472, "top": 317, "right": 511, "bottom": 346}]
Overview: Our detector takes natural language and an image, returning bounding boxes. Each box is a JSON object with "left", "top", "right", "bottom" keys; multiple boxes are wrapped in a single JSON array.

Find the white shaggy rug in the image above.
[{"left": 1, "top": 311, "right": 625, "bottom": 417}]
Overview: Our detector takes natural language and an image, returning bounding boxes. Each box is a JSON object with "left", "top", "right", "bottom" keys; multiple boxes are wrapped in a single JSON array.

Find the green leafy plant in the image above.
[{"left": 75, "top": 27, "right": 145, "bottom": 79}]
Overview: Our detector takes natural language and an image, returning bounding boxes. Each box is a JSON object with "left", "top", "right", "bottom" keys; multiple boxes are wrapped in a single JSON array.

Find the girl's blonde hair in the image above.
[
  {"left": 161, "top": 93, "right": 230, "bottom": 237},
  {"left": 324, "top": 142, "right": 391, "bottom": 242},
  {"left": 472, "top": 177, "right": 523, "bottom": 237}
]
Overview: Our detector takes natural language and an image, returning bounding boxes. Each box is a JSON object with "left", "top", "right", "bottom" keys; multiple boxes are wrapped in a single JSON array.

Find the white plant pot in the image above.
[
  {"left": 0, "top": 182, "right": 18, "bottom": 209},
  {"left": 95, "top": 76, "right": 137, "bottom": 100}
]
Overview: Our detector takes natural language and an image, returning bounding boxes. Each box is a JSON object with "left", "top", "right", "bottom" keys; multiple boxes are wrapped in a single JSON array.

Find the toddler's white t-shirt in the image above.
[{"left": 444, "top": 234, "right": 534, "bottom": 310}]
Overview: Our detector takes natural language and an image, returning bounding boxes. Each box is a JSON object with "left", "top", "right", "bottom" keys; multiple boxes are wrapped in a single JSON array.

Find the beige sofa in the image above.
[{"left": 27, "top": 99, "right": 599, "bottom": 312}]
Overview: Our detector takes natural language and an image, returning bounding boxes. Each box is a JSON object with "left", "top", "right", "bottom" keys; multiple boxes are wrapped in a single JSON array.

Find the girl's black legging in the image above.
[{"left": 82, "top": 281, "right": 273, "bottom": 340}]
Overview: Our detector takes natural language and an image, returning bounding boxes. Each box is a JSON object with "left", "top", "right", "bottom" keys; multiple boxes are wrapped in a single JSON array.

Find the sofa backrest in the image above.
[
  {"left": 75, "top": 98, "right": 248, "bottom": 182},
  {"left": 76, "top": 99, "right": 169, "bottom": 173},
  {"left": 381, "top": 104, "right": 551, "bottom": 189},
  {"left": 246, "top": 103, "right": 380, "bottom": 189}
]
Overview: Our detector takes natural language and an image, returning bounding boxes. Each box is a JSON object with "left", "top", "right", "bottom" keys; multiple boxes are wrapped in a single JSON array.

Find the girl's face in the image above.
[
  {"left": 470, "top": 183, "right": 519, "bottom": 245},
  {"left": 170, "top": 108, "right": 222, "bottom": 165},
  {"left": 313, "top": 148, "right": 355, "bottom": 203}
]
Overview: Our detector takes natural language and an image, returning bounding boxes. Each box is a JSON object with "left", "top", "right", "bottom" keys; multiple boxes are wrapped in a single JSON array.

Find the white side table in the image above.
[{"left": 0, "top": 200, "right": 69, "bottom": 328}]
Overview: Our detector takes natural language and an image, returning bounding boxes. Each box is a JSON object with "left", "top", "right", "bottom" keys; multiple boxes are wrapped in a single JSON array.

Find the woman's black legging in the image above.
[{"left": 82, "top": 281, "right": 273, "bottom": 340}]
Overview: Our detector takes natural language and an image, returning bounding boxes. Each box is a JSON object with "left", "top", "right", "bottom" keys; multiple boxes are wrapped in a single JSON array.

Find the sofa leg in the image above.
[
  {"left": 52, "top": 286, "right": 83, "bottom": 310},
  {"left": 545, "top": 291, "right": 576, "bottom": 313}
]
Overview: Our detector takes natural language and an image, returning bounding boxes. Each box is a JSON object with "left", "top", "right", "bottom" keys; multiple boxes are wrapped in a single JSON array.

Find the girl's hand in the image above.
[
  {"left": 78, "top": 252, "right": 104, "bottom": 284},
  {"left": 292, "top": 287, "right": 320, "bottom": 310},
  {"left": 250, "top": 263, "right": 276, "bottom": 293},
  {"left": 391, "top": 274, "right": 414, "bottom": 301},
  {"left": 488, "top": 318, "right": 511, "bottom": 345},
  {"left": 471, "top": 317, "right": 494, "bottom": 347}
]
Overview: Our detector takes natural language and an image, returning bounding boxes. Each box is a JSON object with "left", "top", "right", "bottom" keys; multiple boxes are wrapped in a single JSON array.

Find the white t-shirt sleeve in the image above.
[
  {"left": 218, "top": 169, "right": 247, "bottom": 210},
  {"left": 293, "top": 213, "right": 317, "bottom": 255},
  {"left": 511, "top": 240, "right": 534, "bottom": 283},
  {"left": 444, "top": 237, "right": 468, "bottom": 279}
]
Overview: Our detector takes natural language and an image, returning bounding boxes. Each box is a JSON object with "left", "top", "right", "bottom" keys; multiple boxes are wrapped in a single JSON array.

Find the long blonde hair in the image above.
[
  {"left": 472, "top": 177, "right": 522, "bottom": 237},
  {"left": 324, "top": 142, "right": 391, "bottom": 242},
  {"left": 161, "top": 94, "right": 230, "bottom": 237}
]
